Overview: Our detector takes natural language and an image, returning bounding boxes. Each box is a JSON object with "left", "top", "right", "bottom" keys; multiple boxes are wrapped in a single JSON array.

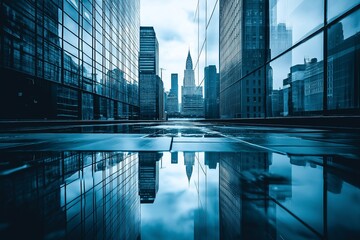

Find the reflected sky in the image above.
[{"left": 0, "top": 150, "right": 359, "bottom": 239}]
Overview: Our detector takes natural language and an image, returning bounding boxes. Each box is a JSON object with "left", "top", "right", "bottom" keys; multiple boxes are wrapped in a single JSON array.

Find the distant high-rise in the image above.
[
  {"left": 204, "top": 65, "right": 220, "bottom": 119},
  {"left": 139, "top": 27, "right": 164, "bottom": 120},
  {"left": 171, "top": 73, "right": 179, "bottom": 98},
  {"left": 167, "top": 73, "right": 179, "bottom": 115},
  {"left": 0, "top": 0, "right": 140, "bottom": 120},
  {"left": 181, "top": 51, "right": 204, "bottom": 117}
]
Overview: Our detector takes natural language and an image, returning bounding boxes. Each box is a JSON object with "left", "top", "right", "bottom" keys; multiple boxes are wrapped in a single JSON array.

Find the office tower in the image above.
[
  {"left": 204, "top": 65, "right": 220, "bottom": 119},
  {"left": 0, "top": 0, "right": 140, "bottom": 120},
  {"left": 181, "top": 51, "right": 204, "bottom": 117},
  {"left": 139, "top": 26, "right": 164, "bottom": 120},
  {"left": 171, "top": 73, "right": 179, "bottom": 98},
  {"left": 219, "top": 0, "right": 268, "bottom": 118},
  {"left": 167, "top": 73, "right": 179, "bottom": 116},
  {"left": 138, "top": 152, "right": 162, "bottom": 204}
]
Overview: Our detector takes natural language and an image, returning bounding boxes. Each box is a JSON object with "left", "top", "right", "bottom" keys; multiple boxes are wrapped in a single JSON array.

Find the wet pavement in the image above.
[{"left": 0, "top": 120, "right": 359, "bottom": 239}]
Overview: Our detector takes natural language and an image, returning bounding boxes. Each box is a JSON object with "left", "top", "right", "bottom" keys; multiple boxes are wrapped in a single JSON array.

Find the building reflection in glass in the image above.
[{"left": 0, "top": 152, "right": 140, "bottom": 239}]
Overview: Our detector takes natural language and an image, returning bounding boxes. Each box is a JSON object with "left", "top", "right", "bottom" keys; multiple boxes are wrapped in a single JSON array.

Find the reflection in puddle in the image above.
[{"left": 0, "top": 151, "right": 359, "bottom": 239}]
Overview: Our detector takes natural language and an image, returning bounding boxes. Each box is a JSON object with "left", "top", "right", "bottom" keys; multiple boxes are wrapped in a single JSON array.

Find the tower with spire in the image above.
[
  {"left": 184, "top": 152, "right": 195, "bottom": 185},
  {"left": 181, "top": 50, "right": 204, "bottom": 117}
]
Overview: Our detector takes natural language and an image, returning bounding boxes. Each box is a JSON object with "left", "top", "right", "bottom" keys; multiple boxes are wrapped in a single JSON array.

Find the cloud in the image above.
[{"left": 141, "top": 0, "right": 219, "bottom": 92}]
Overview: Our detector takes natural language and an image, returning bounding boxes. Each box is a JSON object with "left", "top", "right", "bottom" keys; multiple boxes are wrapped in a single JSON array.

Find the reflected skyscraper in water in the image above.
[
  {"left": 205, "top": 152, "right": 219, "bottom": 169},
  {"left": 171, "top": 152, "right": 178, "bottom": 164},
  {"left": 219, "top": 152, "right": 275, "bottom": 239},
  {"left": 184, "top": 152, "right": 195, "bottom": 183},
  {"left": 138, "top": 152, "right": 162, "bottom": 203},
  {"left": 0, "top": 152, "right": 141, "bottom": 239}
]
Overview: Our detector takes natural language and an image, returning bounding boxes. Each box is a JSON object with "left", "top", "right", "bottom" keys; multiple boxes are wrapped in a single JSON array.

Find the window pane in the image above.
[
  {"left": 270, "top": 0, "right": 324, "bottom": 58},
  {"left": 268, "top": 33, "right": 324, "bottom": 117},
  {"left": 328, "top": 0, "right": 360, "bottom": 22},
  {"left": 327, "top": 9, "right": 360, "bottom": 110}
]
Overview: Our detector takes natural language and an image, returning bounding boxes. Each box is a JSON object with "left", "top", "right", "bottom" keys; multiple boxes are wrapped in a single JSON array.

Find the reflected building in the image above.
[
  {"left": 327, "top": 21, "right": 360, "bottom": 110},
  {"left": 0, "top": 0, "right": 140, "bottom": 120},
  {"left": 0, "top": 152, "right": 141, "bottom": 239},
  {"left": 138, "top": 152, "right": 162, "bottom": 204},
  {"left": 139, "top": 26, "right": 164, "bottom": 120},
  {"left": 220, "top": 0, "right": 360, "bottom": 118},
  {"left": 184, "top": 152, "right": 195, "bottom": 183},
  {"left": 269, "top": 5, "right": 292, "bottom": 117},
  {"left": 181, "top": 51, "right": 204, "bottom": 117},
  {"left": 205, "top": 152, "right": 219, "bottom": 169},
  {"left": 204, "top": 65, "right": 220, "bottom": 119},
  {"left": 194, "top": 152, "right": 220, "bottom": 240},
  {"left": 171, "top": 152, "right": 178, "bottom": 164},
  {"left": 219, "top": 152, "right": 276, "bottom": 239}
]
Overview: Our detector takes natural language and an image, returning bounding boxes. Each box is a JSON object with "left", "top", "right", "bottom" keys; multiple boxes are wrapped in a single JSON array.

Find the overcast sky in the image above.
[{"left": 140, "top": 0, "right": 219, "bottom": 92}]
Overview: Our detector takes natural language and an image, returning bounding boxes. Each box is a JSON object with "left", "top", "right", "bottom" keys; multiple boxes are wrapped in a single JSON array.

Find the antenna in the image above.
[{"left": 160, "top": 68, "right": 166, "bottom": 79}]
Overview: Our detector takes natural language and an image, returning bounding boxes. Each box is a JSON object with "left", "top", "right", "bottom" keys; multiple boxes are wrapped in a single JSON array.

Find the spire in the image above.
[{"left": 186, "top": 50, "right": 193, "bottom": 70}]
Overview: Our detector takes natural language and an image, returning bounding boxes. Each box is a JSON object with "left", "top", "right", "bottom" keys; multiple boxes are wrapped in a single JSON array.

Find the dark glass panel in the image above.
[{"left": 327, "top": 9, "right": 360, "bottom": 110}]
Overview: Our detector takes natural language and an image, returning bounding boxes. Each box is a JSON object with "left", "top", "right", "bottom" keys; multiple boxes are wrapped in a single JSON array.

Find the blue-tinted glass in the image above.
[
  {"left": 327, "top": 9, "right": 360, "bottom": 110},
  {"left": 328, "top": 0, "right": 360, "bottom": 21},
  {"left": 270, "top": 0, "right": 324, "bottom": 58},
  {"left": 64, "top": 0, "right": 79, "bottom": 21},
  {"left": 64, "top": 13, "right": 78, "bottom": 34},
  {"left": 63, "top": 27, "right": 78, "bottom": 49},
  {"left": 268, "top": 33, "right": 323, "bottom": 117}
]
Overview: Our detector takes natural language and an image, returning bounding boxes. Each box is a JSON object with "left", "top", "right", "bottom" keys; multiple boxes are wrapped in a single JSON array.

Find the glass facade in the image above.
[
  {"left": 204, "top": 65, "right": 220, "bottom": 119},
  {"left": 139, "top": 26, "right": 164, "bottom": 120},
  {"left": 219, "top": 0, "right": 360, "bottom": 118},
  {"left": 0, "top": 0, "right": 140, "bottom": 120}
]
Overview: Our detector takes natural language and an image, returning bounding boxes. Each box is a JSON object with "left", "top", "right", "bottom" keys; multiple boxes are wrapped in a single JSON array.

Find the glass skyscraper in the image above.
[
  {"left": 0, "top": 0, "right": 140, "bottom": 120},
  {"left": 166, "top": 73, "right": 179, "bottom": 116},
  {"left": 139, "top": 26, "right": 164, "bottom": 120},
  {"left": 204, "top": 65, "right": 220, "bottom": 119},
  {"left": 219, "top": 0, "right": 360, "bottom": 119}
]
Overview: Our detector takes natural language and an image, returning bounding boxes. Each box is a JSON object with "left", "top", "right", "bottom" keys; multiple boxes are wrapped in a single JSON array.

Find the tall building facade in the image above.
[
  {"left": 167, "top": 73, "right": 179, "bottom": 116},
  {"left": 0, "top": 0, "right": 140, "bottom": 120},
  {"left": 139, "top": 26, "right": 164, "bottom": 120},
  {"left": 219, "top": 0, "right": 360, "bottom": 119},
  {"left": 219, "top": 0, "right": 268, "bottom": 118},
  {"left": 204, "top": 65, "right": 220, "bottom": 119},
  {"left": 181, "top": 51, "right": 204, "bottom": 117}
]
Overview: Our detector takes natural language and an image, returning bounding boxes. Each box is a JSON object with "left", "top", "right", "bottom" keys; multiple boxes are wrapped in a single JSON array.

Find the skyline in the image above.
[{"left": 140, "top": 0, "right": 219, "bottom": 92}]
